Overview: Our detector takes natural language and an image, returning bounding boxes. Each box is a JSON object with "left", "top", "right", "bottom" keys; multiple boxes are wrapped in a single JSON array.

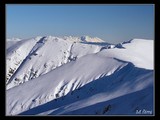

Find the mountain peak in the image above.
[
  {"left": 7, "top": 38, "right": 22, "bottom": 41},
  {"left": 80, "top": 36, "right": 105, "bottom": 43}
]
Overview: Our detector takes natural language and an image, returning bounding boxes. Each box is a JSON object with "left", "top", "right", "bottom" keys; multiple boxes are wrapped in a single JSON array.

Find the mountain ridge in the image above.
[{"left": 6, "top": 36, "right": 154, "bottom": 115}]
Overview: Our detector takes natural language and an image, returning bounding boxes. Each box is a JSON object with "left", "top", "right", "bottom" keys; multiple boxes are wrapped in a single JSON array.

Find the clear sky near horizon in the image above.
[{"left": 6, "top": 4, "right": 154, "bottom": 44}]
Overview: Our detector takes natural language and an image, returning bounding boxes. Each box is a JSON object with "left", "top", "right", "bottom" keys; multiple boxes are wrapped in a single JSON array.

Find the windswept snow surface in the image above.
[{"left": 6, "top": 36, "right": 154, "bottom": 116}]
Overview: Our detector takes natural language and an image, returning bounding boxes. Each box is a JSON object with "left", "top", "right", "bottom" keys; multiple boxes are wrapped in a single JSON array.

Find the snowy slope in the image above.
[
  {"left": 6, "top": 36, "right": 154, "bottom": 116},
  {"left": 6, "top": 36, "right": 111, "bottom": 90},
  {"left": 7, "top": 40, "right": 20, "bottom": 49},
  {"left": 99, "top": 39, "right": 153, "bottom": 69},
  {"left": 6, "top": 37, "right": 42, "bottom": 83}
]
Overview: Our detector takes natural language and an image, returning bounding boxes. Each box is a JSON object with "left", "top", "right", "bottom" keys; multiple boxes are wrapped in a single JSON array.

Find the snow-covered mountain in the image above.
[{"left": 6, "top": 36, "right": 154, "bottom": 116}]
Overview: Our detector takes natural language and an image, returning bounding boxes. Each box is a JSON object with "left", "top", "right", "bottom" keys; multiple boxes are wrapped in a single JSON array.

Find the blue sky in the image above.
[{"left": 6, "top": 4, "right": 154, "bottom": 43}]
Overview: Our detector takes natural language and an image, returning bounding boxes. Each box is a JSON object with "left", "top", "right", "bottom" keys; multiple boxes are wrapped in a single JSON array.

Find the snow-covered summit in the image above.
[
  {"left": 80, "top": 36, "right": 105, "bottom": 43},
  {"left": 59, "top": 35, "right": 105, "bottom": 43}
]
